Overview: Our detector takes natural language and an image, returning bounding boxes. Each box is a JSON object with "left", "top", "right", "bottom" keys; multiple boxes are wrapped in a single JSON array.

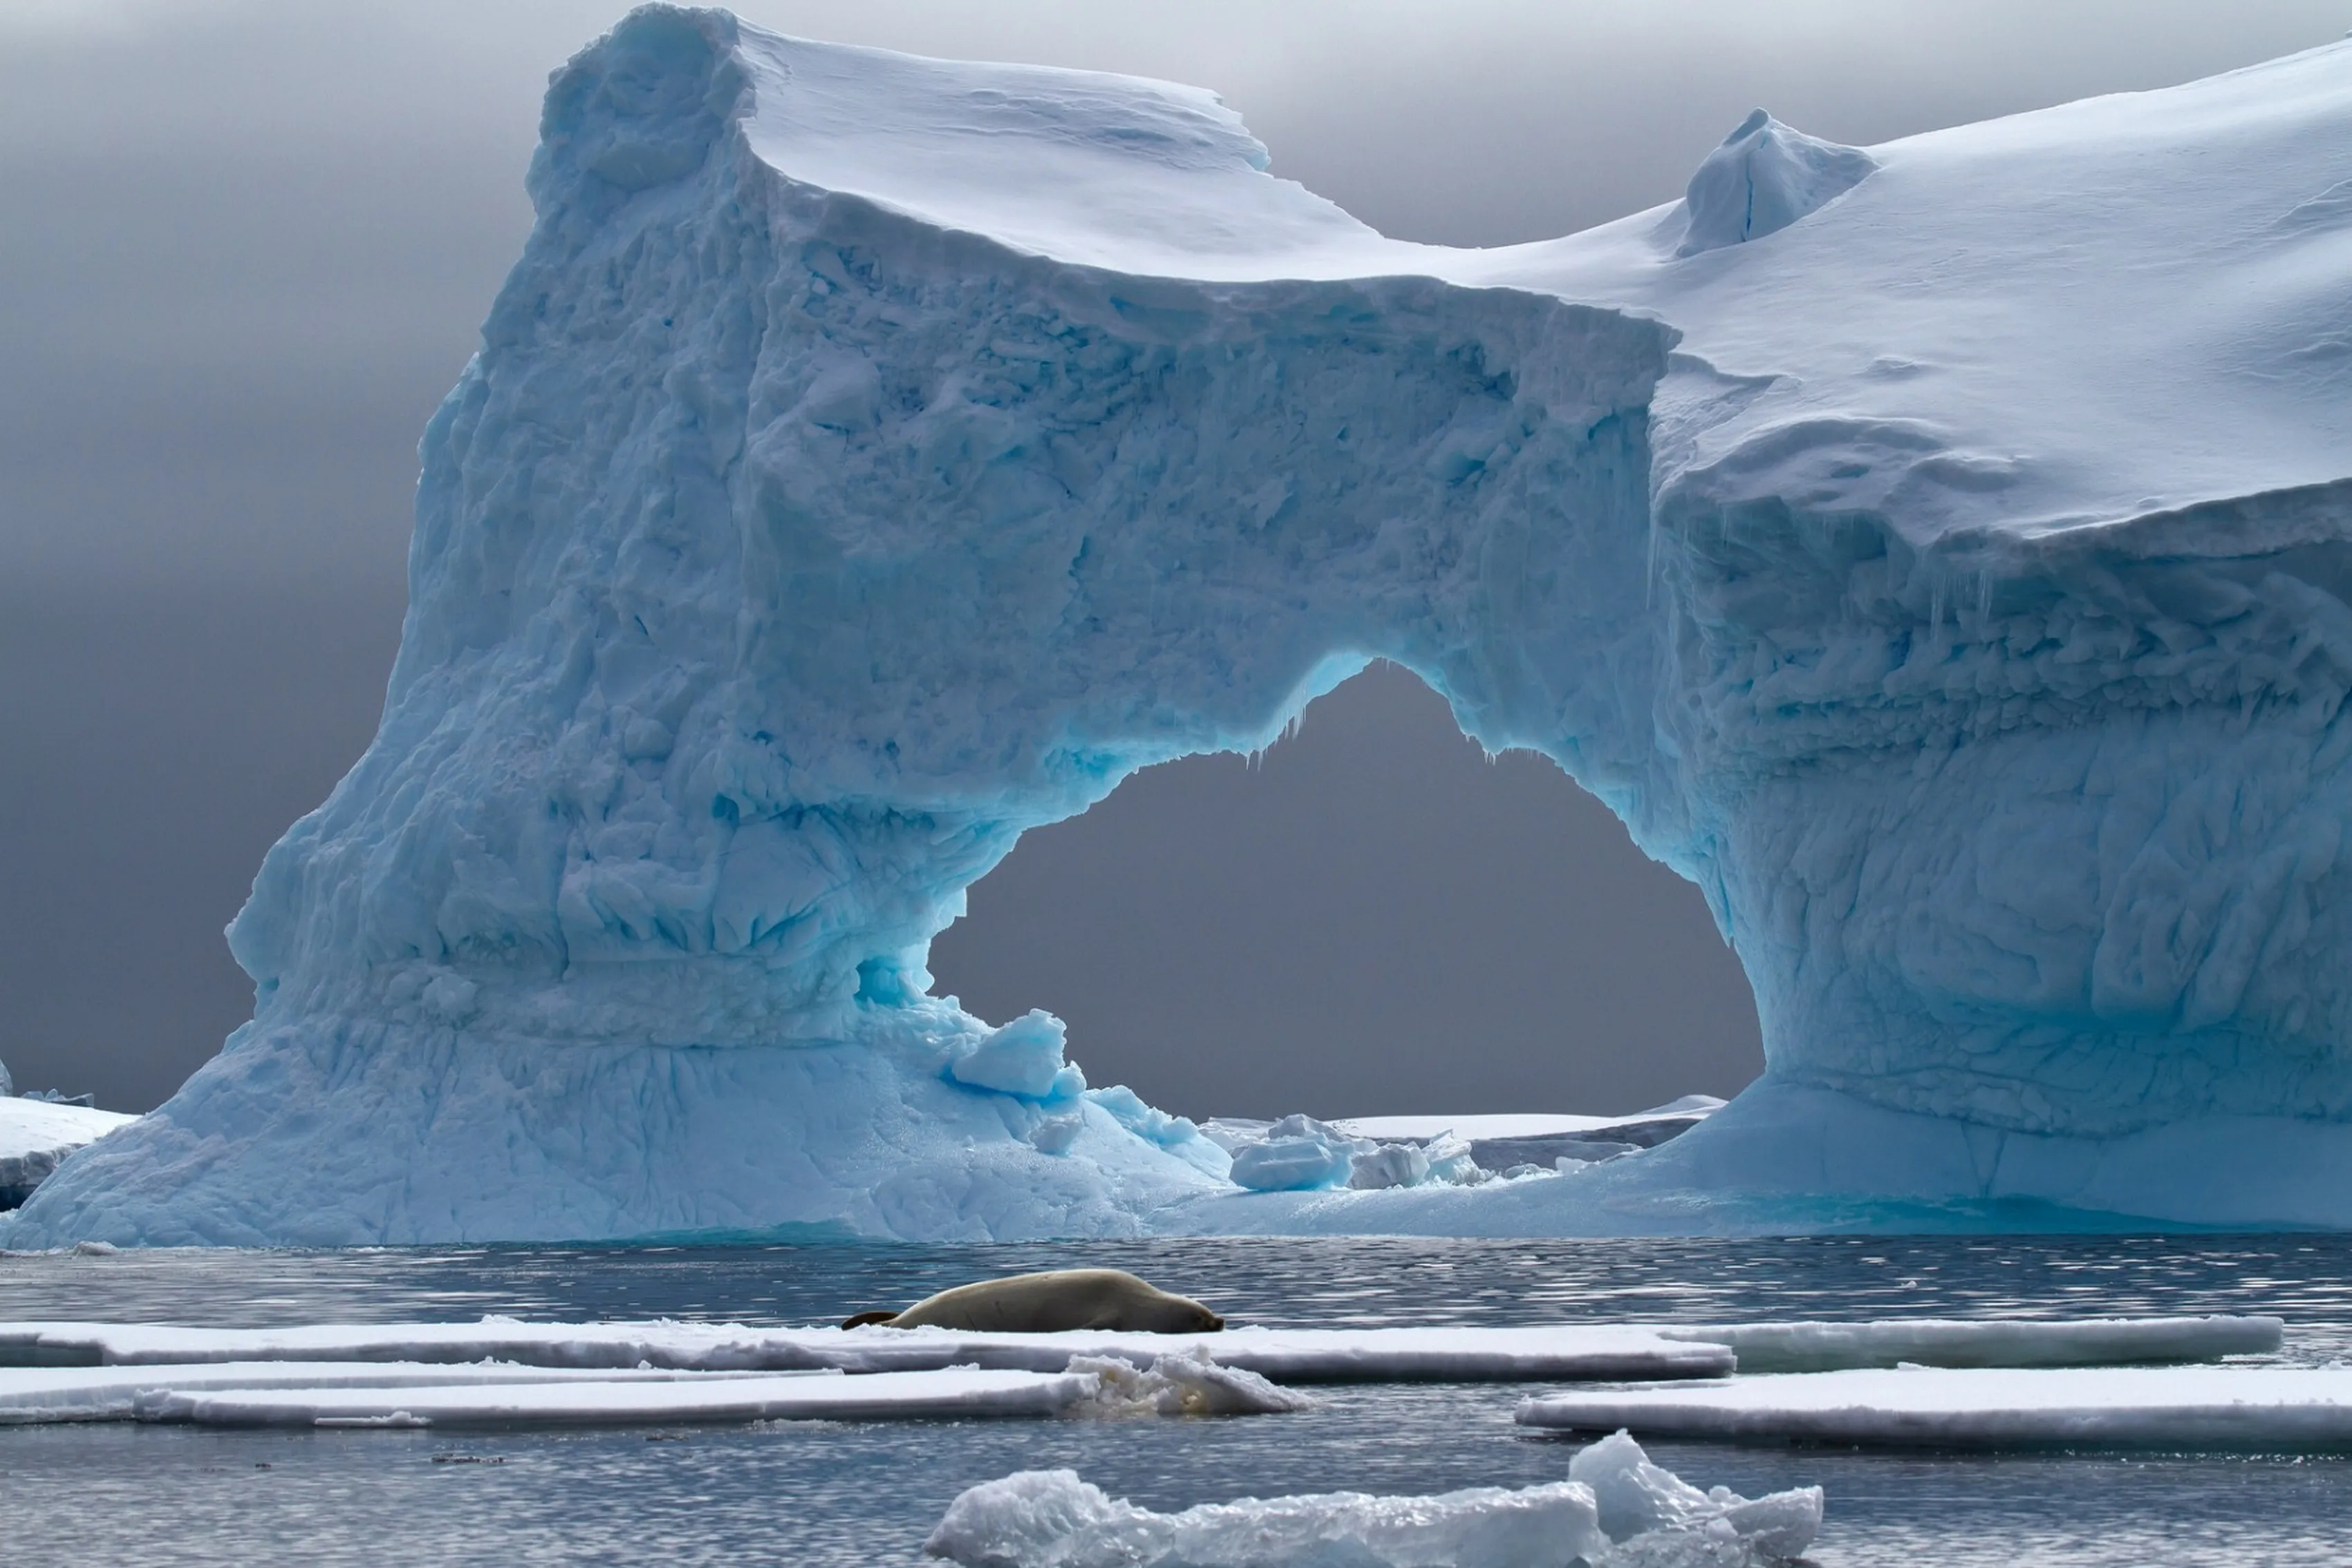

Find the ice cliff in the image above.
[{"left": 10, "top": 8, "right": 2352, "bottom": 1244}]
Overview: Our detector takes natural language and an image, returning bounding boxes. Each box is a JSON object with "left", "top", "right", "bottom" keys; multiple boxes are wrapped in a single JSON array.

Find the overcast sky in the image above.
[{"left": 2, "top": 1, "right": 2346, "bottom": 1114}]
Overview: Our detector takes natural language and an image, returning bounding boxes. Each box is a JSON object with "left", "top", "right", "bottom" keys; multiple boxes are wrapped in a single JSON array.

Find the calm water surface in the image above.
[{"left": 3, "top": 1235, "right": 2349, "bottom": 1566}]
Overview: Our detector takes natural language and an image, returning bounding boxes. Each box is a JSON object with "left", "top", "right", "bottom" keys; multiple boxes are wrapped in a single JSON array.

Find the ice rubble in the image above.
[
  {"left": 1518, "top": 1366, "right": 2352, "bottom": 1450},
  {"left": 11, "top": 7, "right": 2352, "bottom": 1244},
  {"left": 925, "top": 1433, "right": 1821, "bottom": 1567}
]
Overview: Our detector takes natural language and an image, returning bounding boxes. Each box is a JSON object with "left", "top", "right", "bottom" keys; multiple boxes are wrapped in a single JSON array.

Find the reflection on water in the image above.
[{"left": 4, "top": 1236, "right": 2351, "bottom": 1565}]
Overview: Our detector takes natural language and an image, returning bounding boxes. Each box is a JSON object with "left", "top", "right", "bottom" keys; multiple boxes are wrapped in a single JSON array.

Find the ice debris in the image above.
[
  {"left": 1067, "top": 1348, "right": 1314, "bottom": 1417},
  {"left": 1225, "top": 1115, "right": 1489, "bottom": 1193},
  {"left": 924, "top": 1432, "right": 1820, "bottom": 1567}
]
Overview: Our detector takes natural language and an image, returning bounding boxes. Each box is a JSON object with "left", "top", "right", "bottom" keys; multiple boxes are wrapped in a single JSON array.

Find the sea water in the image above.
[{"left": 3, "top": 1235, "right": 2350, "bottom": 1565}]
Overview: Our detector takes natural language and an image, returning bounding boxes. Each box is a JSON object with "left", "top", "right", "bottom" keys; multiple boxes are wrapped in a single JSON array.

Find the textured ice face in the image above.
[{"left": 11, "top": 7, "right": 2352, "bottom": 1244}]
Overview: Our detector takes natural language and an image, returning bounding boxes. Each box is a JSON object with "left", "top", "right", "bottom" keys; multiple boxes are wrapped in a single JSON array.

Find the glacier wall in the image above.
[{"left": 12, "top": 7, "right": 2352, "bottom": 1242}]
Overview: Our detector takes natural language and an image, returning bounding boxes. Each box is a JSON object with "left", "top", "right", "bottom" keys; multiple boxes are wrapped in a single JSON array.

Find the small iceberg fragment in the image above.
[
  {"left": 924, "top": 1432, "right": 1820, "bottom": 1567},
  {"left": 1517, "top": 1365, "right": 2352, "bottom": 1451},
  {"left": 1227, "top": 1115, "right": 1365, "bottom": 1191},
  {"left": 1067, "top": 1348, "right": 1314, "bottom": 1417},
  {"left": 1674, "top": 109, "right": 1876, "bottom": 256}
]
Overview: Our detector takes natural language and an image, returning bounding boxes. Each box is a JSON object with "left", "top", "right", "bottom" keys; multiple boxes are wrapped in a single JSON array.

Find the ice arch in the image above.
[{"left": 13, "top": 10, "right": 2352, "bottom": 1243}]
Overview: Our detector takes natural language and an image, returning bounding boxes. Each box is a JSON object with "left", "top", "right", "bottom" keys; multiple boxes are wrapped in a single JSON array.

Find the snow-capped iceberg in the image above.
[{"left": 11, "top": 6, "right": 2352, "bottom": 1244}]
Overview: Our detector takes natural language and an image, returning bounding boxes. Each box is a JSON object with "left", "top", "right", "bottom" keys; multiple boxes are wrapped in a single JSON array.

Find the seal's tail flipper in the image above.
[{"left": 841, "top": 1310, "right": 902, "bottom": 1329}]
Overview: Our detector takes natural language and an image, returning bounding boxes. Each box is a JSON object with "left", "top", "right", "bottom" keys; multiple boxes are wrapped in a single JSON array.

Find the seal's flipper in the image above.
[{"left": 841, "top": 1309, "right": 902, "bottom": 1329}]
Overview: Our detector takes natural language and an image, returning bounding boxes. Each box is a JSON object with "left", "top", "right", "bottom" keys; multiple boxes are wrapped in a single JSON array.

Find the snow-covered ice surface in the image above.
[
  {"left": 0, "top": 1098, "right": 136, "bottom": 1209},
  {"left": 15, "top": 5, "right": 2352, "bottom": 1244},
  {"left": 1, "top": 1314, "right": 2272, "bottom": 1379},
  {"left": 6, "top": 1363, "right": 1099, "bottom": 1428},
  {"left": 1518, "top": 1366, "right": 2352, "bottom": 1450},
  {"left": 0, "top": 1320, "right": 1735, "bottom": 1382},
  {"left": 925, "top": 1432, "right": 1820, "bottom": 1567}
]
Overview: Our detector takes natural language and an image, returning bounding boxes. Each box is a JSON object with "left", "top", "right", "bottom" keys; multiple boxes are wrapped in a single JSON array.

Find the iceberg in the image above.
[
  {"left": 0, "top": 1097, "right": 136, "bottom": 1211},
  {"left": 924, "top": 1434, "right": 1821, "bottom": 1567},
  {"left": 1517, "top": 1365, "right": 2352, "bottom": 1451},
  {"left": 10, "top": 6, "right": 2352, "bottom": 1243}
]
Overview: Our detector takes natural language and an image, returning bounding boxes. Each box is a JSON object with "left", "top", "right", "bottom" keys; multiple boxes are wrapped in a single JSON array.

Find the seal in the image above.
[{"left": 840, "top": 1268, "right": 1224, "bottom": 1332}]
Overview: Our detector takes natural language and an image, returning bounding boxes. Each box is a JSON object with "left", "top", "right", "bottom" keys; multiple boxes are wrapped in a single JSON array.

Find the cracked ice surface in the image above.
[{"left": 11, "top": 7, "right": 2352, "bottom": 1244}]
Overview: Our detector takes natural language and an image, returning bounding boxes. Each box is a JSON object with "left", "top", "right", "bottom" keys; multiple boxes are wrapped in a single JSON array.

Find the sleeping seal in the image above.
[{"left": 841, "top": 1268, "right": 1224, "bottom": 1332}]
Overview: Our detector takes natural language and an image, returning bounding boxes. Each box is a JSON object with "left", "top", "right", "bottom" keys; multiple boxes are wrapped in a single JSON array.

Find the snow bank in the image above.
[
  {"left": 0, "top": 1319, "right": 1735, "bottom": 1383},
  {"left": 0, "top": 1099, "right": 136, "bottom": 1210},
  {"left": 12, "top": 6, "right": 2352, "bottom": 1243},
  {"left": 925, "top": 1433, "right": 1820, "bottom": 1567},
  {"left": 1518, "top": 1367, "right": 2352, "bottom": 1450}
]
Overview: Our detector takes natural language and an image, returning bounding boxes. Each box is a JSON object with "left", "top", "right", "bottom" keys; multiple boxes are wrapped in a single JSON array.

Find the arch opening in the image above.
[{"left": 928, "top": 661, "right": 1762, "bottom": 1122}]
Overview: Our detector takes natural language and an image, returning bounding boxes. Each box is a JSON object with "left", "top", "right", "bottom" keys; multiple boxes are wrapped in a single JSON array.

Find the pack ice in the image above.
[{"left": 10, "top": 6, "right": 2352, "bottom": 1244}]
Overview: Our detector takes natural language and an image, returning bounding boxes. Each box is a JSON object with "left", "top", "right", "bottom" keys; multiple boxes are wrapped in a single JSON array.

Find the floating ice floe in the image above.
[
  {"left": 0, "top": 1350, "right": 1305, "bottom": 1429},
  {"left": 1518, "top": 1366, "right": 2352, "bottom": 1450},
  {"left": 0, "top": 1319, "right": 1732, "bottom": 1382},
  {"left": 3, "top": 1314, "right": 2276, "bottom": 1381},
  {"left": 925, "top": 1430, "right": 1822, "bottom": 1567},
  {"left": 1655, "top": 1314, "right": 2283, "bottom": 1373}
]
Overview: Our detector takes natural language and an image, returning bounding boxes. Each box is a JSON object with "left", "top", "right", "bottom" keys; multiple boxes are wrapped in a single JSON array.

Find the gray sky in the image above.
[{"left": 1, "top": 1, "right": 2345, "bottom": 1114}]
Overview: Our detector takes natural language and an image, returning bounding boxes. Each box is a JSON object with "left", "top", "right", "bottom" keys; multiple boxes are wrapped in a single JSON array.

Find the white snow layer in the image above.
[
  {"left": 926, "top": 1433, "right": 1821, "bottom": 1567},
  {"left": 12, "top": 7, "right": 2352, "bottom": 1243},
  {"left": 0, "top": 1320, "right": 1735, "bottom": 1382},
  {"left": 1518, "top": 1366, "right": 2352, "bottom": 1450}
]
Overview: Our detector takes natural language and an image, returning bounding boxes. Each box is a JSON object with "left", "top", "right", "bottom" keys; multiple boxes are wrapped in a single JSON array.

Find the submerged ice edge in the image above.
[{"left": 11, "top": 10, "right": 2352, "bottom": 1246}]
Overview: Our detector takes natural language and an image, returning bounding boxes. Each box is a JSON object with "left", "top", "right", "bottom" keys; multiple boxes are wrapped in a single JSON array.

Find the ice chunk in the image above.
[
  {"left": 1571, "top": 1430, "right": 1822, "bottom": 1560},
  {"left": 948, "top": 1011, "right": 1083, "bottom": 1101},
  {"left": 1066, "top": 1348, "right": 1314, "bottom": 1417},
  {"left": 1659, "top": 1314, "right": 2284, "bottom": 1373},
  {"left": 1674, "top": 109, "right": 1877, "bottom": 256},
  {"left": 926, "top": 1468, "right": 1611, "bottom": 1568},
  {"left": 925, "top": 1434, "right": 1818, "bottom": 1567},
  {"left": 0, "top": 1056, "right": 11, "bottom": 1097},
  {"left": 1229, "top": 1115, "right": 1368, "bottom": 1192},
  {"left": 1348, "top": 1141, "right": 1430, "bottom": 1190},
  {"left": 1518, "top": 1366, "right": 2352, "bottom": 1450},
  {"left": 0, "top": 1319, "right": 1735, "bottom": 1383}
]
